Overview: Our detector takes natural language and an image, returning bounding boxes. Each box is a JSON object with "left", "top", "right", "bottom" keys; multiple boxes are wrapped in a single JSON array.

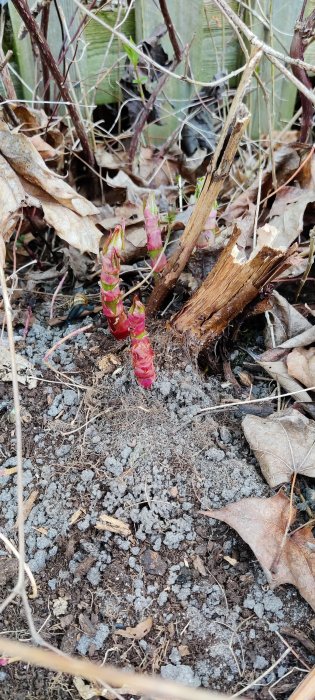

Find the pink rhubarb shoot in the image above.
[
  {"left": 128, "top": 296, "right": 156, "bottom": 389},
  {"left": 100, "top": 224, "right": 129, "bottom": 340},
  {"left": 144, "top": 192, "right": 167, "bottom": 273}
]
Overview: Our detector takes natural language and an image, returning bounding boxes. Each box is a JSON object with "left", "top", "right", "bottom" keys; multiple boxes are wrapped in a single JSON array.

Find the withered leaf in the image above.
[
  {"left": 0, "top": 121, "right": 97, "bottom": 216},
  {"left": 202, "top": 491, "right": 315, "bottom": 610},
  {"left": 22, "top": 180, "right": 101, "bottom": 255},
  {"left": 287, "top": 347, "right": 315, "bottom": 388},
  {"left": 243, "top": 408, "right": 315, "bottom": 487},
  {"left": 0, "top": 154, "right": 25, "bottom": 239},
  {"left": 0, "top": 347, "right": 37, "bottom": 388},
  {"left": 115, "top": 616, "right": 153, "bottom": 640}
]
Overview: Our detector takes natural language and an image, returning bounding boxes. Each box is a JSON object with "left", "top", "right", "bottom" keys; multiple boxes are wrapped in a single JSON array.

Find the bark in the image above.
[{"left": 172, "top": 227, "right": 297, "bottom": 353}]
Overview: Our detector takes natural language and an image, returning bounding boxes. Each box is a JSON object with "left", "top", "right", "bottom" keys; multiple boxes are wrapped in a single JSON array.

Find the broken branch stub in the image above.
[
  {"left": 146, "top": 48, "right": 262, "bottom": 316},
  {"left": 172, "top": 226, "right": 297, "bottom": 353},
  {"left": 147, "top": 104, "right": 250, "bottom": 314}
]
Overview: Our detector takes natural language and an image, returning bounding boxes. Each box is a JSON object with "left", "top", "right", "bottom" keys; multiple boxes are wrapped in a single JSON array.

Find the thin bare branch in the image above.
[
  {"left": 10, "top": 0, "right": 95, "bottom": 167},
  {"left": 158, "top": 0, "right": 182, "bottom": 62}
]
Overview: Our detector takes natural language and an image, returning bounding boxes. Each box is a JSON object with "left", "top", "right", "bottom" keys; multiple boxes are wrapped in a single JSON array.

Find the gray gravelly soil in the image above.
[{"left": 0, "top": 310, "right": 313, "bottom": 699}]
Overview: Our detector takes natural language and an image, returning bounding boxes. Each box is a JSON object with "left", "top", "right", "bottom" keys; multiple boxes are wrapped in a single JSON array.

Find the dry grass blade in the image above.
[{"left": 0, "top": 635, "right": 245, "bottom": 700}]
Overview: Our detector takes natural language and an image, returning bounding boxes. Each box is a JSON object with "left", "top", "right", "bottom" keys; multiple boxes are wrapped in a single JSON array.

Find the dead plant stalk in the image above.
[{"left": 147, "top": 48, "right": 262, "bottom": 314}]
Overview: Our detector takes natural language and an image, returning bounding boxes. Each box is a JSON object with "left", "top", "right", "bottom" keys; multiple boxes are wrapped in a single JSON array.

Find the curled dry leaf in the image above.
[
  {"left": 106, "top": 171, "right": 150, "bottom": 204},
  {"left": 30, "top": 135, "right": 58, "bottom": 160},
  {"left": 0, "top": 347, "right": 37, "bottom": 388},
  {"left": 257, "top": 355, "right": 313, "bottom": 406},
  {"left": 22, "top": 181, "right": 101, "bottom": 255},
  {"left": 242, "top": 408, "right": 315, "bottom": 487},
  {"left": 95, "top": 514, "right": 131, "bottom": 538},
  {"left": 115, "top": 616, "right": 153, "bottom": 640},
  {"left": 0, "top": 121, "right": 98, "bottom": 216},
  {"left": 265, "top": 291, "right": 312, "bottom": 348},
  {"left": 202, "top": 491, "right": 315, "bottom": 610},
  {"left": 0, "top": 154, "right": 25, "bottom": 239},
  {"left": 287, "top": 347, "right": 315, "bottom": 387}
]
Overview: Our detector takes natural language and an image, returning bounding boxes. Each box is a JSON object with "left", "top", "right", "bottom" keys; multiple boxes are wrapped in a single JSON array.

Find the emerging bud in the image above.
[
  {"left": 144, "top": 192, "right": 167, "bottom": 273},
  {"left": 196, "top": 206, "right": 217, "bottom": 249},
  {"left": 100, "top": 224, "right": 129, "bottom": 340},
  {"left": 128, "top": 296, "right": 156, "bottom": 389}
]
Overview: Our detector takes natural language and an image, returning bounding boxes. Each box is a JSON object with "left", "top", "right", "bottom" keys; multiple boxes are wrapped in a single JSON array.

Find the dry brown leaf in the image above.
[
  {"left": 258, "top": 354, "right": 313, "bottom": 403},
  {"left": 242, "top": 408, "right": 315, "bottom": 487},
  {"left": 95, "top": 146, "right": 128, "bottom": 170},
  {"left": 22, "top": 180, "right": 101, "bottom": 255},
  {"left": 0, "top": 121, "right": 98, "bottom": 216},
  {"left": 97, "top": 354, "right": 121, "bottom": 374},
  {"left": 11, "top": 104, "right": 47, "bottom": 133},
  {"left": 115, "top": 616, "right": 153, "bottom": 640},
  {"left": 193, "top": 555, "right": 207, "bottom": 576},
  {"left": 69, "top": 509, "right": 84, "bottom": 525},
  {"left": 30, "top": 135, "right": 57, "bottom": 160},
  {"left": 178, "top": 644, "right": 190, "bottom": 657},
  {"left": 95, "top": 514, "right": 131, "bottom": 538},
  {"left": 0, "top": 347, "right": 37, "bottom": 388},
  {"left": 267, "top": 291, "right": 314, "bottom": 347},
  {"left": 224, "top": 147, "right": 300, "bottom": 222},
  {"left": 202, "top": 491, "right": 315, "bottom": 610},
  {"left": 106, "top": 171, "right": 150, "bottom": 204},
  {"left": 287, "top": 347, "right": 315, "bottom": 387},
  {"left": 0, "top": 153, "right": 25, "bottom": 239},
  {"left": 269, "top": 189, "right": 315, "bottom": 248}
]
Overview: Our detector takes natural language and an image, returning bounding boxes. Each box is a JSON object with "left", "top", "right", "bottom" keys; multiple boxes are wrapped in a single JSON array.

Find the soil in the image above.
[{"left": 0, "top": 296, "right": 314, "bottom": 700}]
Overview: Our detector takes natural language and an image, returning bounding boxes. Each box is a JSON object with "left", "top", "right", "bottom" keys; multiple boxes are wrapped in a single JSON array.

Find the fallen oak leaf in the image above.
[
  {"left": 242, "top": 408, "right": 315, "bottom": 487},
  {"left": 115, "top": 616, "right": 153, "bottom": 640},
  {"left": 201, "top": 491, "right": 315, "bottom": 610}
]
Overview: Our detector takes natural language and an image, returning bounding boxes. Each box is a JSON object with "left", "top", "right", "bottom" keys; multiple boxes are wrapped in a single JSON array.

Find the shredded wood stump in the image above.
[{"left": 171, "top": 226, "right": 297, "bottom": 353}]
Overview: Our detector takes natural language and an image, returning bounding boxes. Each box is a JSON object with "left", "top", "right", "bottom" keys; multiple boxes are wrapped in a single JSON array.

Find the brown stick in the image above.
[
  {"left": 40, "top": 2, "right": 51, "bottom": 110},
  {"left": 129, "top": 57, "right": 179, "bottom": 164},
  {"left": 290, "top": 6, "right": 315, "bottom": 143},
  {"left": 158, "top": 0, "right": 182, "bottom": 62},
  {"left": 0, "top": 635, "right": 248, "bottom": 700},
  {"left": 172, "top": 230, "right": 297, "bottom": 352},
  {"left": 10, "top": 0, "right": 95, "bottom": 168},
  {"left": 289, "top": 667, "right": 315, "bottom": 700},
  {"left": 146, "top": 48, "right": 262, "bottom": 315}
]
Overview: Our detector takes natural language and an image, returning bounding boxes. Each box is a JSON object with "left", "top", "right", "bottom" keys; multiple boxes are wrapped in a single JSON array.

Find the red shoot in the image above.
[
  {"left": 196, "top": 206, "right": 217, "bottom": 249},
  {"left": 128, "top": 296, "right": 156, "bottom": 389},
  {"left": 144, "top": 192, "right": 167, "bottom": 273},
  {"left": 100, "top": 224, "right": 129, "bottom": 340}
]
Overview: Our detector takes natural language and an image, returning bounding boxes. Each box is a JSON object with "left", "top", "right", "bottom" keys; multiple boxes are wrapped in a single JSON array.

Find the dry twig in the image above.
[
  {"left": 147, "top": 48, "right": 261, "bottom": 314},
  {"left": 10, "top": 0, "right": 95, "bottom": 168},
  {"left": 0, "top": 636, "right": 247, "bottom": 700}
]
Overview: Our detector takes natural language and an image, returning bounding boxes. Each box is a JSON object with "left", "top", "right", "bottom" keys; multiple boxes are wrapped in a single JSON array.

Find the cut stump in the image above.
[{"left": 171, "top": 225, "right": 297, "bottom": 353}]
